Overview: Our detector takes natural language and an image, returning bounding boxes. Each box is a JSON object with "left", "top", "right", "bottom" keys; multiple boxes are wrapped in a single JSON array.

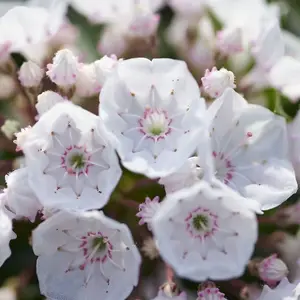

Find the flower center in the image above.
[
  {"left": 69, "top": 153, "right": 85, "bottom": 170},
  {"left": 92, "top": 237, "right": 107, "bottom": 252},
  {"left": 185, "top": 207, "right": 218, "bottom": 239},
  {"left": 139, "top": 108, "right": 171, "bottom": 138},
  {"left": 192, "top": 214, "right": 208, "bottom": 231}
]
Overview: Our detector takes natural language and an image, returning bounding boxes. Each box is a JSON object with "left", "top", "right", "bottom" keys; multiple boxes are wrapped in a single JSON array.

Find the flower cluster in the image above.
[{"left": 0, "top": 0, "right": 300, "bottom": 300}]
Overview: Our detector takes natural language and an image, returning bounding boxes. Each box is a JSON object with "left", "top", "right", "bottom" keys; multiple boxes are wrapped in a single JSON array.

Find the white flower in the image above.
[
  {"left": 136, "top": 196, "right": 161, "bottom": 230},
  {"left": 36, "top": 91, "right": 66, "bottom": 117},
  {"left": 18, "top": 61, "right": 44, "bottom": 87},
  {"left": 258, "top": 254, "right": 288, "bottom": 286},
  {"left": 205, "top": 88, "right": 297, "bottom": 210},
  {"left": 99, "top": 58, "right": 208, "bottom": 178},
  {"left": 207, "top": 0, "right": 280, "bottom": 43},
  {"left": 201, "top": 67, "right": 236, "bottom": 98},
  {"left": 22, "top": 101, "right": 122, "bottom": 211},
  {"left": 251, "top": 20, "right": 284, "bottom": 71},
  {"left": 46, "top": 48, "right": 79, "bottom": 87},
  {"left": 257, "top": 277, "right": 300, "bottom": 300},
  {"left": 152, "top": 180, "right": 258, "bottom": 281},
  {"left": 13, "top": 126, "right": 32, "bottom": 152},
  {"left": 0, "top": 208, "right": 14, "bottom": 267},
  {"left": 0, "top": 5, "right": 66, "bottom": 62},
  {"left": 1, "top": 119, "right": 20, "bottom": 140},
  {"left": 216, "top": 27, "right": 244, "bottom": 56},
  {"left": 4, "top": 167, "right": 42, "bottom": 222},
  {"left": 159, "top": 157, "right": 203, "bottom": 194},
  {"left": 32, "top": 210, "right": 141, "bottom": 300},
  {"left": 268, "top": 56, "right": 300, "bottom": 103}
]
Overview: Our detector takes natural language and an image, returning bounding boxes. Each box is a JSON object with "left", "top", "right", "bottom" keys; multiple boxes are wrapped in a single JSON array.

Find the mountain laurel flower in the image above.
[
  {"left": 152, "top": 180, "right": 258, "bottom": 281},
  {"left": 1, "top": 119, "right": 20, "bottom": 140},
  {"left": 136, "top": 196, "right": 161, "bottom": 230},
  {"left": 36, "top": 91, "right": 66, "bottom": 118},
  {"left": 0, "top": 207, "right": 15, "bottom": 267},
  {"left": 205, "top": 88, "right": 297, "bottom": 210},
  {"left": 216, "top": 27, "right": 244, "bottom": 56},
  {"left": 32, "top": 210, "right": 141, "bottom": 300},
  {"left": 257, "top": 277, "right": 300, "bottom": 300},
  {"left": 151, "top": 282, "right": 187, "bottom": 300},
  {"left": 4, "top": 167, "right": 42, "bottom": 222},
  {"left": 18, "top": 61, "right": 44, "bottom": 88},
  {"left": 46, "top": 48, "right": 79, "bottom": 87},
  {"left": 201, "top": 67, "right": 236, "bottom": 98},
  {"left": 99, "top": 58, "right": 208, "bottom": 178},
  {"left": 159, "top": 157, "right": 203, "bottom": 194},
  {"left": 258, "top": 254, "right": 288, "bottom": 286},
  {"left": 22, "top": 102, "right": 122, "bottom": 211}
]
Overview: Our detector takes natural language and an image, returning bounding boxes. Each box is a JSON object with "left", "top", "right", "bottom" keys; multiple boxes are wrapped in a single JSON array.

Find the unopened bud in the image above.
[
  {"left": 258, "top": 254, "right": 288, "bottom": 286},
  {"left": 197, "top": 282, "right": 227, "bottom": 300},
  {"left": 46, "top": 49, "right": 79, "bottom": 87},
  {"left": 18, "top": 61, "right": 44, "bottom": 87},
  {"left": 201, "top": 67, "right": 236, "bottom": 98}
]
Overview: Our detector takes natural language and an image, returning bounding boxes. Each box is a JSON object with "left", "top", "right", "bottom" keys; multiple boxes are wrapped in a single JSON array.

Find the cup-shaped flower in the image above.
[
  {"left": 152, "top": 180, "right": 258, "bottom": 281},
  {"left": 99, "top": 58, "right": 208, "bottom": 178},
  {"left": 4, "top": 167, "right": 42, "bottom": 222},
  {"left": 36, "top": 91, "right": 66, "bottom": 118},
  {"left": 32, "top": 210, "right": 141, "bottom": 300},
  {"left": 205, "top": 88, "right": 297, "bottom": 210},
  {"left": 22, "top": 102, "right": 122, "bottom": 211}
]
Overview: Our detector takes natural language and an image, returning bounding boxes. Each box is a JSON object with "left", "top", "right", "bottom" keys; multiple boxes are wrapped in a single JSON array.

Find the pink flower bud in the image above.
[
  {"left": 18, "top": 61, "right": 44, "bottom": 87},
  {"left": 258, "top": 254, "right": 288, "bottom": 286},
  {"left": 201, "top": 67, "right": 236, "bottom": 98},
  {"left": 46, "top": 49, "right": 79, "bottom": 87}
]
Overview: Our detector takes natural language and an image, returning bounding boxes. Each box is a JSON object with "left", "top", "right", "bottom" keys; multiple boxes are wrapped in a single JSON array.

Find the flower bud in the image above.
[
  {"left": 18, "top": 61, "right": 44, "bottom": 87},
  {"left": 1, "top": 120, "right": 20, "bottom": 140},
  {"left": 36, "top": 91, "right": 66, "bottom": 117},
  {"left": 216, "top": 27, "right": 243, "bottom": 56},
  {"left": 201, "top": 67, "right": 236, "bottom": 98},
  {"left": 197, "top": 282, "right": 227, "bottom": 300},
  {"left": 258, "top": 254, "right": 288, "bottom": 286},
  {"left": 141, "top": 237, "right": 159, "bottom": 260},
  {"left": 46, "top": 49, "right": 79, "bottom": 87}
]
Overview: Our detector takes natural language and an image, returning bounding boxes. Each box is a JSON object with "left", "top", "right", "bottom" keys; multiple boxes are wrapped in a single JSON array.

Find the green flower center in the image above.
[
  {"left": 192, "top": 214, "right": 209, "bottom": 231},
  {"left": 69, "top": 153, "right": 85, "bottom": 169},
  {"left": 149, "top": 125, "right": 164, "bottom": 136},
  {"left": 92, "top": 237, "right": 107, "bottom": 252}
]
